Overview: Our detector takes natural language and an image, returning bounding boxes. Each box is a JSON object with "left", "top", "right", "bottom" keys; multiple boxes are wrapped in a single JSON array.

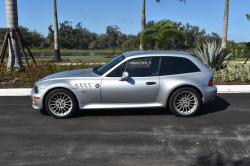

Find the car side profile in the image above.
[{"left": 31, "top": 50, "right": 217, "bottom": 118}]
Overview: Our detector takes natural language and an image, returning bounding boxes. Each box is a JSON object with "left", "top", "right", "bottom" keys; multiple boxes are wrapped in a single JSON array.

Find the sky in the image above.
[{"left": 0, "top": 0, "right": 249, "bottom": 43}]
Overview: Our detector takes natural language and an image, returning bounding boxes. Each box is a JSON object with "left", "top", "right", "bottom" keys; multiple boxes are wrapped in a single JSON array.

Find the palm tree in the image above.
[
  {"left": 137, "top": 28, "right": 157, "bottom": 50},
  {"left": 140, "top": 0, "right": 186, "bottom": 50},
  {"left": 54, "top": 0, "right": 61, "bottom": 61},
  {"left": 151, "top": 20, "right": 185, "bottom": 50},
  {"left": 221, "top": 0, "right": 229, "bottom": 49},
  {"left": 5, "top": 0, "right": 23, "bottom": 69}
]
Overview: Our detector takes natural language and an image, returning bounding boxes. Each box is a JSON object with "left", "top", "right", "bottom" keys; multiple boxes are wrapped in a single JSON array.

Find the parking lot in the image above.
[{"left": 0, "top": 94, "right": 250, "bottom": 166}]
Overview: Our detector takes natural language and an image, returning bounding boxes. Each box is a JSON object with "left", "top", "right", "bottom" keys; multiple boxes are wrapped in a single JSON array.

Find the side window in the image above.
[
  {"left": 160, "top": 57, "right": 200, "bottom": 76},
  {"left": 126, "top": 57, "right": 160, "bottom": 77},
  {"left": 107, "top": 61, "right": 127, "bottom": 77}
]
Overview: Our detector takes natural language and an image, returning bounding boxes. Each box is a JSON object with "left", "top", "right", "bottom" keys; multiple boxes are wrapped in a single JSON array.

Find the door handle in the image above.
[{"left": 146, "top": 82, "right": 156, "bottom": 85}]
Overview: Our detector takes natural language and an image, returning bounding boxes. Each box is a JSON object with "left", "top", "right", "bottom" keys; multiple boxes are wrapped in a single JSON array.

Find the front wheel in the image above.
[
  {"left": 44, "top": 89, "right": 77, "bottom": 119},
  {"left": 169, "top": 87, "right": 201, "bottom": 117}
]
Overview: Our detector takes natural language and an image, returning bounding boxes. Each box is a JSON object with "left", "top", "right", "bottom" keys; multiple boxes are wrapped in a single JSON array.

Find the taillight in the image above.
[{"left": 208, "top": 77, "right": 214, "bottom": 86}]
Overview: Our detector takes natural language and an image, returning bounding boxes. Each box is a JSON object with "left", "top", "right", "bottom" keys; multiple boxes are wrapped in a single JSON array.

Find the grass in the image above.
[
  {"left": 2, "top": 55, "right": 115, "bottom": 64},
  {"left": 25, "top": 49, "right": 122, "bottom": 54},
  {"left": 232, "top": 58, "right": 248, "bottom": 61}
]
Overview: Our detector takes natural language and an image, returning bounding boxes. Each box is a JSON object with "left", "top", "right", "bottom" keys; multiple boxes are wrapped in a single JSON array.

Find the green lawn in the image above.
[
  {"left": 25, "top": 49, "right": 122, "bottom": 54},
  {"left": 232, "top": 58, "right": 248, "bottom": 61}
]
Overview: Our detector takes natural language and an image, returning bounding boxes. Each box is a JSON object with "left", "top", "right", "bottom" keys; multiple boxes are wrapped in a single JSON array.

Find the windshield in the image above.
[{"left": 95, "top": 54, "right": 126, "bottom": 75}]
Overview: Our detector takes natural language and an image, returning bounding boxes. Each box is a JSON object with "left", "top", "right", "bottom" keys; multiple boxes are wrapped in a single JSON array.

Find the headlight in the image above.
[{"left": 34, "top": 85, "right": 39, "bottom": 93}]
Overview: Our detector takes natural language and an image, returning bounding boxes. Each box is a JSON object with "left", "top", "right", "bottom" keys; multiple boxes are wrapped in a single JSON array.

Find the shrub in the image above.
[
  {"left": 194, "top": 41, "right": 232, "bottom": 70},
  {"left": 0, "top": 60, "right": 100, "bottom": 86},
  {"left": 214, "top": 62, "right": 250, "bottom": 83}
]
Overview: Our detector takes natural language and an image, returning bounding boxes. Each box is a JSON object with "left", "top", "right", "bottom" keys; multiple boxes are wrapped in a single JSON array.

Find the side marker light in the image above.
[{"left": 34, "top": 97, "right": 40, "bottom": 99}]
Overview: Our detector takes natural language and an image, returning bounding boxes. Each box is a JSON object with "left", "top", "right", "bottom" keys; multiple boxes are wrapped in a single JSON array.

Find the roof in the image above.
[{"left": 123, "top": 50, "right": 195, "bottom": 57}]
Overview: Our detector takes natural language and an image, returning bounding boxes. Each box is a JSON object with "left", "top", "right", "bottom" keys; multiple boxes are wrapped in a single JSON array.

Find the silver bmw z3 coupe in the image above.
[{"left": 31, "top": 51, "right": 217, "bottom": 118}]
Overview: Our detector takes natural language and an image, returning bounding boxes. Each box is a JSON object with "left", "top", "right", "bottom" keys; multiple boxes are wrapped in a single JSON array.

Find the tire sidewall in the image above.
[
  {"left": 45, "top": 89, "right": 77, "bottom": 119},
  {"left": 169, "top": 87, "right": 201, "bottom": 117}
]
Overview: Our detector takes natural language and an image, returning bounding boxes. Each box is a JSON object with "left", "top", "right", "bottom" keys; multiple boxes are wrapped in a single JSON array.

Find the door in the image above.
[{"left": 101, "top": 57, "right": 161, "bottom": 103}]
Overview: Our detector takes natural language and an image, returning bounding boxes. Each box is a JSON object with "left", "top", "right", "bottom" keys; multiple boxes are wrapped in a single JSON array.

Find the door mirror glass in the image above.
[{"left": 120, "top": 72, "right": 129, "bottom": 81}]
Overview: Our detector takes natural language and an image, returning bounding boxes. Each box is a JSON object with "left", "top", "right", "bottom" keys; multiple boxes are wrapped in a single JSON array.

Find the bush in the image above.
[
  {"left": 194, "top": 41, "right": 232, "bottom": 70},
  {"left": 0, "top": 60, "right": 101, "bottom": 86},
  {"left": 214, "top": 62, "right": 250, "bottom": 83}
]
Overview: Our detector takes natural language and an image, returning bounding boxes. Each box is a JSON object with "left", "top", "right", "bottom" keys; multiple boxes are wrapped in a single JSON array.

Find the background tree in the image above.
[
  {"left": 221, "top": 0, "right": 229, "bottom": 49},
  {"left": 54, "top": 0, "right": 61, "bottom": 61},
  {"left": 5, "top": 0, "right": 23, "bottom": 69}
]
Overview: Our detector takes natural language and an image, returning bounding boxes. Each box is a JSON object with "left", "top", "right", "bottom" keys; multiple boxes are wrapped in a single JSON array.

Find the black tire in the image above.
[
  {"left": 40, "top": 109, "right": 49, "bottom": 115},
  {"left": 169, "top": 87, "right": 201, "bottom": 117},
  {"left": 44, "top": 89, "right": 77, "bottom": 119}
]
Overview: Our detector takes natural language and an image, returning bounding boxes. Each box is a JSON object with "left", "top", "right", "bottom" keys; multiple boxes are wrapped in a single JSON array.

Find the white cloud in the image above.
[
  {"left": 123, "top": 19, "right": 127, "bottom": 21},
  {"left": 236, "top": 22, "right": 241, "bottom": 25},
  {"left": 82, "top": 8, "right": 89, "bottom": 12},
  {"left": 215, "top": 29, "right": 223, "bottom": 31}
]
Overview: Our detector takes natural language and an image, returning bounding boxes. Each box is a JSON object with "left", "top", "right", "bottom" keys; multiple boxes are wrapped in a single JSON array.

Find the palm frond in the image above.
[{"left": 247, "top": 14, "right": 250, "bottom": 20}]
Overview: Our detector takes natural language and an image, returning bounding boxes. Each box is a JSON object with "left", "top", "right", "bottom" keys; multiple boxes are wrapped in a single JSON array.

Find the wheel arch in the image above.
[
  {"left": 166, "top": 85, "right": 203, "bottom": 107},
  {"left": 42, "top": 87, "right": 80, "bottom": 110}
]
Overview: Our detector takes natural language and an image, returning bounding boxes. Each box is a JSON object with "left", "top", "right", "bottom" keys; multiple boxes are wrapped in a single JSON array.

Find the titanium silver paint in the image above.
[{"left": 31, "top": 50, "right": 217, "bottom": 111}]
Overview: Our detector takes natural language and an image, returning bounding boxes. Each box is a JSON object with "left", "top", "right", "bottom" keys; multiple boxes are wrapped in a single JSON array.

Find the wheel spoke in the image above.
[
  {"left": 176, "top": 104, "right": 182, "bottom": 107},
  {"left": 52, "top": 105, "right": 57, "bottom": 109}
]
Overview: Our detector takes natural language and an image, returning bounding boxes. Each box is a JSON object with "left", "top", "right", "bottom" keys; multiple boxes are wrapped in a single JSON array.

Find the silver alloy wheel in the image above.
[
  {"left": 48, "top": 92, "right": 73, "bottom": 116},
  {"left": 173, "top": 91, "right": 198, "bottom": 115}
]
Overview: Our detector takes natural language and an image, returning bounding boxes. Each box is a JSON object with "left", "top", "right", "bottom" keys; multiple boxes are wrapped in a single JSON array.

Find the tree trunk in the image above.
[
  {"left": 221, "top": 0, "right": 229, "bottom": 49},
  {"left": 141, "top": 43, "right": 145, "bottom": 50},
  {"left": 151, "top": 41, "right": 155, "bottom": 50},
  {"left": 158, "top": 42, "right": 162, "bottom": 50},
  {"left": 5, "top": 0, "right": 23, "bottom": 69},
  {"left": 54, "top": 0, "right": 61, "bottom": 60},
  {"left": 140, "top": 0, "right": 146, "bottom": 50}
]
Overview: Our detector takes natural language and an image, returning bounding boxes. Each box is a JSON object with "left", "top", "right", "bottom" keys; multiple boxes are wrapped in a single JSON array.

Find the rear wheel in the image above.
[
  {"left": 169, "top": 87, "right": 201, "bottom": 117},
  {"left": 45, "top": 89, "right": 77, "bottom": 119}
]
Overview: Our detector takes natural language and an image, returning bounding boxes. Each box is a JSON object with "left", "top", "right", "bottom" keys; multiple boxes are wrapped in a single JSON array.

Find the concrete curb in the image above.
[
  {"left": 0, "top": 85, "right": 250, "bottom": 96},
  {"left": 0, "top": 88, "right": 32, "bottom": 96},
  {"left": 216, "top": 85, "right": 250, "bottom": 93}
]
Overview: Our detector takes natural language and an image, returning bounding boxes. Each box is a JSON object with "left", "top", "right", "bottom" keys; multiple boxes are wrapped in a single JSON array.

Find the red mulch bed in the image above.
[{"left": 0, "top": 82, "right": 35, "bottom": 89}]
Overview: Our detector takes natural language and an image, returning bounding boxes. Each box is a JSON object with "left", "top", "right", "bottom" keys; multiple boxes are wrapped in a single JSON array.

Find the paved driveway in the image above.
[{"left": 0, "top": 94, "right": 250, "bottom": 166}]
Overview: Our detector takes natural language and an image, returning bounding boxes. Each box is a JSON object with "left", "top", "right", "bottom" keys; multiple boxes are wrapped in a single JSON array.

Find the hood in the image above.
[{"left": 39, "top": 68, "right": 100, "bottom": 81}]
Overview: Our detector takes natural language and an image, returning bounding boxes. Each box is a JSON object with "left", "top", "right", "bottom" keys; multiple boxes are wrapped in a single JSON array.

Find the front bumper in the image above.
[
  {"left": 198, "top": 86, "right": 217, "bottom": 104},
  {"left": 31, "top": 88, "right": 47, "bottom": 109}
]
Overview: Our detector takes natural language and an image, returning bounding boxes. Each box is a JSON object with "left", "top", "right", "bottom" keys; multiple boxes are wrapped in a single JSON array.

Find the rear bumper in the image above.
[{"left": 199, "top": 86, "right": 217, "bottom": 104}]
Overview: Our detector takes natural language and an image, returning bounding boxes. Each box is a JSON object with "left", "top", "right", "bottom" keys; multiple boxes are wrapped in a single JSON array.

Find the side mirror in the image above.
[{"left": 119, "top": 71, "right": 129, "bottom": 81}]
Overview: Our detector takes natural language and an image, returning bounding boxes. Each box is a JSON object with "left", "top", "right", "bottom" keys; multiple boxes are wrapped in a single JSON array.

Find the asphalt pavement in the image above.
[{"left": 0, "top": 94, "right": 250, "bottom": 166}]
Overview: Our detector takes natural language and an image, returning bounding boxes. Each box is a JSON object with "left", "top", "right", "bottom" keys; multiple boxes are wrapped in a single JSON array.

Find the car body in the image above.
[{"left": 31, "top": 50, "right": 217, "bottom": 118}]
